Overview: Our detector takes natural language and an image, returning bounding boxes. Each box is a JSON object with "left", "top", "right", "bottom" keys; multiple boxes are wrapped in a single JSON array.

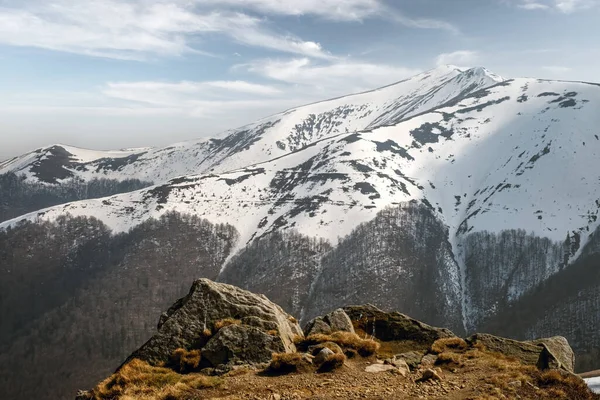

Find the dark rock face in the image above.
[
  {"left": 202, "top": 325, "right": 285, "bottom": 366},
  {"left": 127, "top": 279, "right": 302, "bottom": 366},
  {"left": 466, "top": 333, "right": 575, "bottom": 373},
  {"left": 343, "top": 304, "right": 455, "bottom": 344}
]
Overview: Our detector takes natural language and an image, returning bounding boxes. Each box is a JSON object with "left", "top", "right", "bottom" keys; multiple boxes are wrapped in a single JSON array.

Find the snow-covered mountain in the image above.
[
  {"left": 3, "top": 66, "right": 600, "bottom": 399},
  {"left": 0, "top": 65, "right": 502, "bottom": 185},
  {"left": 5, "top": 71, "right": 598, "bottom": 256}
]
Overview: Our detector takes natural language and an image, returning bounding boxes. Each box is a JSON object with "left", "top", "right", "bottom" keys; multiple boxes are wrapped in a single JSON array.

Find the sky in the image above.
[{"left": 0, "top": 0, "right": 599, "bottom": 160}]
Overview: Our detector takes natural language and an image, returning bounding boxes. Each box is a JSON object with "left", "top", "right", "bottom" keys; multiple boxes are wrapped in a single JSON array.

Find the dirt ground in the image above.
[{"left": 199, "top": 355, "right": 595, "bottom": 400}]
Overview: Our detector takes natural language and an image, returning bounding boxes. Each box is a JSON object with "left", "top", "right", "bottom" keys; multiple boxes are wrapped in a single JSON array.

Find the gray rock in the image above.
[
  {"left": 365, "top": 364, "right": 397, "bottom": 373},
  {"left": 530, "top": 336, "right": 575, "bottom": 373},
  {"left": 314, "top": 348, "right": 335, "bottom": 365},
  {"left": 384, "top": 358, "right": 410, "bottom": 376},
  {"left": 241, "top": 316, "right": 279, "bottom": 332},
  {"left": 324, "top": 309, "right": 355, "bottom": 334},
  {"left": 304, "top": 308, "right": 355, "bottom": 336},
  {"left": 202, "top": 324, "right": 285, "bottom": 367},
  {"left": 124, "top": 279, "right": 302, "bottom": 367},
  {"left": 304, "top": 317, "right": 332, "bottom": 336},
  {"left": 343, "top": 304, "right": 455, "bottom": 344},
  {"left": 420, "top": 354, "right": 438, "bottom": 368},
  {"left": 395, "top": 351, "right": 425, "bottom": 371},
  {"left": 419, "top": 368, "right": 442, "bottom": 382},
  {"left": 467, "top": 333, "right": 541, "bottom": 365},
  {"left": 467, "top": 333, "right": 575, "bottom": 373}
]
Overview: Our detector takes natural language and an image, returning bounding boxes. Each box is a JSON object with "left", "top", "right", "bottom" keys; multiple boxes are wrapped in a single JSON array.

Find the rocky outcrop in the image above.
[
  {"left": 126, "top": 279, "right": 302, "bottom": 367},
  {"left": 467, "top": 333, "right": 575, "bottom": 373},
  {"left": 531, "top": 336, "right": 575, "bottom": 373},
  {"left": 304, "top": 308, "right": 355, "bottom": 336},
  {"left": 343, "top": 304, "right": 455, "bottom": 344}
]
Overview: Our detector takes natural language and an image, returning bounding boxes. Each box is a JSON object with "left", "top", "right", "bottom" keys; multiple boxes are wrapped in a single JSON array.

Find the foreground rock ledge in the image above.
[{"left": 79, "top": 279, "right": 593, "bottom": 399}]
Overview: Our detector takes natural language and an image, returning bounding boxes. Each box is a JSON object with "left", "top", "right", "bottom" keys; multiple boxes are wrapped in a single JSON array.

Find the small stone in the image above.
[
  {"left": 365, "top": 364, "right": 397, "bottom": 373},
  {"left": 420, "top": 354, "right": 438, "bottom": 368},
  {"left": 314, "top": 348, "right": 335, "bottom": 365},
  {"left": 419, "top": 368, "right": 442, "bottom": 382},
  {"left": 388, "top": 358, "right": 410, "bottom": 376}
]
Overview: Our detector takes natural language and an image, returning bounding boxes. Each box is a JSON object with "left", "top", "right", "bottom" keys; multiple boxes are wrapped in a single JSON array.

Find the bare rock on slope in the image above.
[
  {"left": 531, "top": 336, "right": 575, "bottom": 373},
  {"left": 125, "top": 279, "right": 302, "bottom": 367},
  {"left": 343, "top": 304, "right": 455, "bottom": 343},
  {"left": 467, "top": 333, "right": 575, "bottom": 373}
]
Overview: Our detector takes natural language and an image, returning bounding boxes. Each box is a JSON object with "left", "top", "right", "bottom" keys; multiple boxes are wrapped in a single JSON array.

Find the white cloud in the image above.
[
  {"left": 518, "top": 2, "right": 551, "bottom": 9},
  {"left": 240, "top": 58, "right": 420, "bottom": 95},
  {"left": 0, "top": 0, "right": 331, "bottom": 60},
  {"left": 435, "top": 50, "right": 480, "bottom": 67},
  {"left": 0, "top": 0, "right": 457, "bottom": 61},
  {"left": 194, "top": 0, "right": 457, "bottom": 31},
  {"left": 194, "top": 0, "right": 384, "bottom": 21},
  {"left": 513, "top": 0, "right": 597, "bottom": 12},
  {"left": 99, "top": 58, "right": 420, "bottom": 118}
]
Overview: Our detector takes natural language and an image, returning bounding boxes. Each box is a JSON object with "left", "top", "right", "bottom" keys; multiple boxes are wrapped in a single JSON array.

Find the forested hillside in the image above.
[{"left": 0, "top": 172, "right": 151, "bottom": 223}]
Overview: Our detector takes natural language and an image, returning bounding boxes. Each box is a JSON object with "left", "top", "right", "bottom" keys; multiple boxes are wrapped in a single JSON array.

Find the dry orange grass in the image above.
[
  {"left": 170, "top": 348, "right": 201, "bottom": 373},
  {"left": 213, "top": 318, "right": 241, "bottom": 331},
  {"left": 434, "top": 344, "right": 599, "bottom": 400},
  {"left": 88, "top": 359, "right": 221, "bottom": 400},
  {"left": 430, "top": 337, "right": 468, "bottom": 354},
  {"left": 298, "top": 331, "right": 380, "bottom": 357},
  {"left": 267, "top": 353, "right": 311, "bottom": 375}
]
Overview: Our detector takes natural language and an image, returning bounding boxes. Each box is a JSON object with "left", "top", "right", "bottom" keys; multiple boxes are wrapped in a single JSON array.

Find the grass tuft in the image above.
[
  {"left": 213, "top": 318, "right": 241, "bottom": 331},
  {"left": 430, "top": 337, "right": 468, "bottom": 354},
  {"left": 267, "top": 353, "right": 311, "bottom": 375},
  {"left": 170, "top": 348, "right": 201, "bottom": 373},
  {"left": 89, "top": 359, "right": 221, "bottom": 400},
  {"left": 297, "top": 331, "right": 379, "bottom": 357}
]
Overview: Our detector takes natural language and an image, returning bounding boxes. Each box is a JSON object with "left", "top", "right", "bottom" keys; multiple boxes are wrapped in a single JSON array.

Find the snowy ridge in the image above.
[
  {"left": 0, "top": 66, "right": 502, "bottom": 185},
  {"left": 3, "top": 74, "right": 599, "bottom": 252}
]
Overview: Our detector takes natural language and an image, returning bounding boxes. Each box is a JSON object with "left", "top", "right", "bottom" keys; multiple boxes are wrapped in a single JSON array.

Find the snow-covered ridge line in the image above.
[
  {"left": 3, "top": 74, "right": 599, "bottom": 248},
  {"left": 0, "top": 65, "right": 502, "bottom": 187}
]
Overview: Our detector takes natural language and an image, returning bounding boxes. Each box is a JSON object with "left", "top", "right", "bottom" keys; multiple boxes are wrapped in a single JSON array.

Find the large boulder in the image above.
[
  {"left": 343, "top": 304, "right": 455, "bottom": 344},
  {"left": 125, "top": 279, "right": 302, "bottom": 366},
  {"left": 467, "top": 333, "right": 575, "bottom": 373},
  {"left": 304, "top": 308, "right": 355, "bottom": 336}
]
